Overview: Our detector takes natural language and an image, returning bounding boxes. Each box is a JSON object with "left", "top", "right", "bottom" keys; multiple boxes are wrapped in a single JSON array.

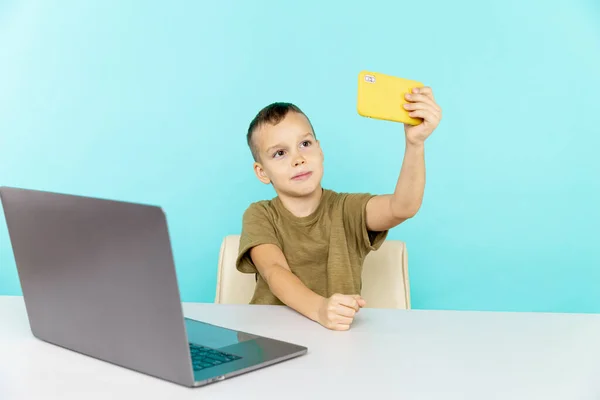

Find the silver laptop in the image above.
[{"left": 0, "top": 186, "right": 307, "bottom": 387}]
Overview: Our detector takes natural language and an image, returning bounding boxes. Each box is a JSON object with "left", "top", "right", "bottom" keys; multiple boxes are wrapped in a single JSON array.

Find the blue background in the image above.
[{"left": 1, "top": 0, "right": 599, "bottom": 312}]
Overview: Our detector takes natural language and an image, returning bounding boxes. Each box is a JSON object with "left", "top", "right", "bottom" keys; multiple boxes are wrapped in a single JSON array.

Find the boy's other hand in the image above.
[
  {"left": 317, "top": 293, "right": 366, "bottom": 331},
  {"left": 402, "top": 86, "right": 442, "bottom": 145}
]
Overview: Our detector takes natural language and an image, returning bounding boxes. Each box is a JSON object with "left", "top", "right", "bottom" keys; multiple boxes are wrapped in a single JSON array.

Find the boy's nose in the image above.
[{"left": 292, "top": 157, "right": 306, "bottom": 167}]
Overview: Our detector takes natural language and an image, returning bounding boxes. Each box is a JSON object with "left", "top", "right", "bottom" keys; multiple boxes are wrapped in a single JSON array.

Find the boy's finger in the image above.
[
  {"left": 353, "top": 294, "right": 365, "bottom": 301},
  {"left": 404, "top": 103, "right": 441, "bottom": 121},
  {"left": 403, "top": 102, "right": 438, "bottom": 112},
  {"left": 336, "top": 315, "right": 354, "bottom": 325},
  {"left": 333, "top": 323, "right": 351, "bottom": 331},
  {"left": 335, "top": 304, "right": 356, "bottom": 318},
  {"left": 413, "top": 86, "right": 436, "bottom": 101},
  {"left": 350, "top": 295, "right": 366, "bottom": 310},
  {"left": 414, "top": 86, "right": 433, "bottom": 94},
  {"left": 408, "top": 109, "right": 438, "bottom": 123},
  {"left": 338, "top": 296, "right": 359, "bottom": 311},
  {"left": 404, "top": 93, "right": 438, "bottom": 110}
]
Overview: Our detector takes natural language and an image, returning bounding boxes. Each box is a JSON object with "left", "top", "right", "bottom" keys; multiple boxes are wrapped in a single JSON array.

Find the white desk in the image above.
[{"left": 1, "top": 295, "right": 600, "bottom": 399}]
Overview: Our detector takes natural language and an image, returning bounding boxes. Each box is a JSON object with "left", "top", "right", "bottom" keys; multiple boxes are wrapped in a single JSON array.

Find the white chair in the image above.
[{"left": 214, "top": 235, "right": 411, "bottom": 309}]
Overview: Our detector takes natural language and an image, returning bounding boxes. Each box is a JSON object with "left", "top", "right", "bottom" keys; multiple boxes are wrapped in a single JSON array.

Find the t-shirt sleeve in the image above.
[
  {"left": 235, "top": 203, "right": 280, "bottom": 274},
  {"left": 342, "top": 193, "right": 389, "bottom": 253}
]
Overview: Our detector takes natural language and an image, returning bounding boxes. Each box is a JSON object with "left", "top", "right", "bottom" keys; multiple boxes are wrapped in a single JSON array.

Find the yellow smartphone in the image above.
[{"left": 357, "top": 70, "right": 424, "bottom": 125}]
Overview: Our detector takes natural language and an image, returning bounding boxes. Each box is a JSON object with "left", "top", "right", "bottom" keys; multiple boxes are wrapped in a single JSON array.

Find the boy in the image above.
[{"left": 235, "top": 87, "right": 442, "bottom": 330}]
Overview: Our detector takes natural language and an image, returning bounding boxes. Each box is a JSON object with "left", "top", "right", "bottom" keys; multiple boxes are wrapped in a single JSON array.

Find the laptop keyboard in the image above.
[{"left": 189, "top": 342, "right": 242, "bottom": 371}]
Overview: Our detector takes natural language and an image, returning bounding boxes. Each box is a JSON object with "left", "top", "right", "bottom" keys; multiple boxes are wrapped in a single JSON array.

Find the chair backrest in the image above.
[{"left": 214, "top": 235, "right": 411, "bottom": 309}]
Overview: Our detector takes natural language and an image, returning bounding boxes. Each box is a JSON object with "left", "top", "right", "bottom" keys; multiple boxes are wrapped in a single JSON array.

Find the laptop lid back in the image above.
[{"left": 0, "top": 186, "right": 195, "bottom": 387}]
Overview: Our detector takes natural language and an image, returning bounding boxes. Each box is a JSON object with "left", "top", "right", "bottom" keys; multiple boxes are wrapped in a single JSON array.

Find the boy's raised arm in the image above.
[{"left": 365, "top": 86, "right": 442, "bottom": 232}]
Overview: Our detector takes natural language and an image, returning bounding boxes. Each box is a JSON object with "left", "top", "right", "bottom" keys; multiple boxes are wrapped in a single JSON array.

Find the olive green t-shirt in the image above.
[{"left": 235, "top": 188, "right": 388, "bottom": 305}]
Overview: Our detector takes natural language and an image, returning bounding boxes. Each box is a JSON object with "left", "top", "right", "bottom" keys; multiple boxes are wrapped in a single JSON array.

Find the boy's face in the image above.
[{"left": 252, "top": 111, "right": 324, "bottom": 198}]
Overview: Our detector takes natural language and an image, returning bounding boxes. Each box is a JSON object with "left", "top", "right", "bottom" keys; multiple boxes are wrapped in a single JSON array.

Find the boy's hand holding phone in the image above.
[{"left": 403, "top": 86, "right": 442, "bottom": 145}]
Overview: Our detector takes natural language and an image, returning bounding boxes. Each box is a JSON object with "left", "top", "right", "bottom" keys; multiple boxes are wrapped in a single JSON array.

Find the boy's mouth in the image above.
[{"left": 291, "top": 171, "right": 312, "bottom": 181}]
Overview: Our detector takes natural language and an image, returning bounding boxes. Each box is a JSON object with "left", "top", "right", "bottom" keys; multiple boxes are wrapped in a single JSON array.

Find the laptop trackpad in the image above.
[{"left": 184, "top": 318, "right": 259, "bottom": 349}]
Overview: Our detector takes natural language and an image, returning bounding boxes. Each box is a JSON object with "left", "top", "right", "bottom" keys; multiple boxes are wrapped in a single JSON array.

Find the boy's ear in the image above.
[
  {"left": 253, "top": 162, "right": 271, "bottom": 185},
  {"left": 317, "top": 140, "right": 324, "bottom": 162}
]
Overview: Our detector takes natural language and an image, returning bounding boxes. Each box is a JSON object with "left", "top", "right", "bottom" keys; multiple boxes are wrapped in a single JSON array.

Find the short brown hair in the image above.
[{"left": 246, "top": 102, "right": 315, "bottom": 161}]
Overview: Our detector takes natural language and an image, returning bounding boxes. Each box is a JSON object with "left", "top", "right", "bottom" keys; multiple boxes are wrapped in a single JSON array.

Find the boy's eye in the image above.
[
  {"left": 300, "top": 140, "right": 311, "bottom": 147},
  {"left": 273, "top": 150, "right": 285, "bottom": 158}
]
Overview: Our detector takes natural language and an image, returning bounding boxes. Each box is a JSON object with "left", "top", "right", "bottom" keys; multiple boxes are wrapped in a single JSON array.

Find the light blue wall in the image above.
[{"left": 1, "top": 1, "right": 599, "bottom": 312}]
